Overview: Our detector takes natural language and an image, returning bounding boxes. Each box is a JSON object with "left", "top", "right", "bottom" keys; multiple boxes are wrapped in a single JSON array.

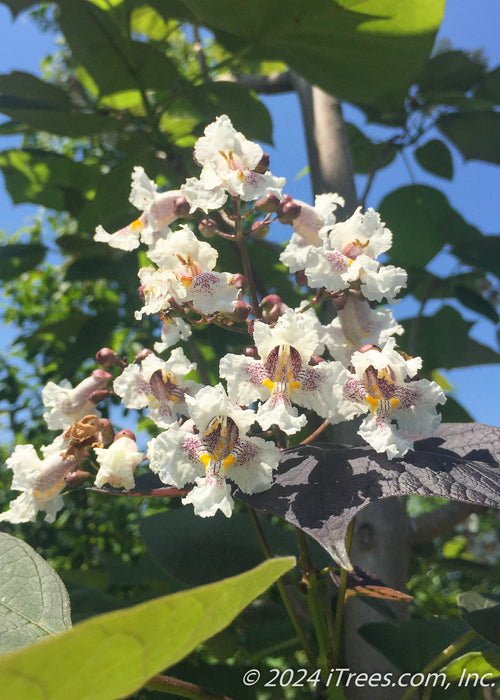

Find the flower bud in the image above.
[
  {"left": 88, "top": 389, "right": 112, "bottom": 406},
  {"left": 255, "top": 193, "right": 281, "bottom": 214},
  {"left": 243, "top": 345, "right": 259, "bottom": 359},
  {"left": 173, "top": 195, "right": 191, "bottom": 218},
  {"left": 278, "top": 197, "right": 302, "bottom": 224},
  {"left": 251, "top": 220, "right": 270, "bottom": 239},
  {"left": 115, "top": 429, "right": 136, "bottom": 441},
  {"left": 295, "top": 270, "right": 308, "bottom": 287},
  {"left": 309, "top": 355, "right": 325, "bottom": 366},
  {"left": 95, "top": 347, "right": 121, "bottom": 368},
  {"left": 134, "top": 348, "right": 153, "bottom": 363},
  {"left": 198, "top": 218, "right": 218, "bottom": 238},
  {"left": 254, "top": 152, "right": 270, "bottom": 174},
  {"left": 359, "top": 344, "right": 380, "bottom": 353},
  {"left": 227, "top": 300, "right": 252, "bottom": 323},
  {"left": 260, "top": 294, "right": 288, "bottom": 323},
  {"left": 232, "top": 273, "right": 248, "bottom": 290},
  {"left": 65, "top": 470, "right": 91, "bottom": 489}
]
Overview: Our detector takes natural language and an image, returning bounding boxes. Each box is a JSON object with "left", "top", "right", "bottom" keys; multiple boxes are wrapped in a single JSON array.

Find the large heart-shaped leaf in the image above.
[
  {"left": 458, "top": 592, "right": 500, "bottom": 646},
  {"left": 0, "top": 533, "right": 71, "bottom": 654},
  {"left": 0, "top": 557, "right": 294, "bottom": 700},
  {"left": 238, "top": 423, "right": 500, "bottom": 569},
  {"left": 171, "top": 0, "right": 445, "bottom": 108}
]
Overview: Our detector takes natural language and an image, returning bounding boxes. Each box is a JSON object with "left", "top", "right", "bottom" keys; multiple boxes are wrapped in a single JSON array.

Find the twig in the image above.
[{"left": 145, "top": 673, "right": 233, "bottom": 699}]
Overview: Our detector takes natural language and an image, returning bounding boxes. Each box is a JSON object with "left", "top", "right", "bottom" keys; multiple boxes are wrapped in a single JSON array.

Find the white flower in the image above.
[
  {"left": 303, "top": 206, "right": 407, "bottom": 302},
  {"left": 94, "top": 167, "right": 185, "bottom": 251},
  {"left": 147, "top": 384, "right": 280, "bottom": 518},
  {"left": 322, "top": 296, "right": 404, "bottom": 365},
  {"left": 138, "top": 225, "right": 239, "bottom": 316},
  {"left": 42, "top": 370, "right": 111, "bottom": 430},
  {"left": 113, "top": 348, "right": 199, "bottom": 428},
  {"left": 94, "top": 435, "right": 143, "bottom": 490},
  {"left": 181, "top": 115, "right": 285, "bottom": 213},
  {"left": 220, "top": 309, "right": 351, "bottom": 434},
  {"left": 0, "top": 442, "right": 83, "bottom": 523},
  {"left": 154, "top": 316, "right": 192, "bottom": 353},
  {"left": 341, "top": 338, "right": 446, "bottom": 458},
  {"left": 280, "top": 193, "right": 344, "bottom": 274}
]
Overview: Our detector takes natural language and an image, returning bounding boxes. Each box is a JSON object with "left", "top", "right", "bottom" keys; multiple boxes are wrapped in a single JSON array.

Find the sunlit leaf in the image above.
[
  {"left": 441, "top": 651, "right": 500, "bottom": 682},
  {"left": 0, "top": 533, "right": 71, "bottom": 655},
  {"left": 0, "top": 557, "right": 294, "bottom": 700}
]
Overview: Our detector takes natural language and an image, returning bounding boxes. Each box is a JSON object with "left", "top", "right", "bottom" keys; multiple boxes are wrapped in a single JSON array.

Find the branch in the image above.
[
  {"left": 216, "top": 70, "right": 294, "bottom": 94},
  {"left": 411, "top": 502, "right": 483, "bottom": 545}
]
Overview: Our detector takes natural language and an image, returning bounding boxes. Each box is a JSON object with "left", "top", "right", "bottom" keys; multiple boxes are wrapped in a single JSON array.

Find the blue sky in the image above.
[{"left": 0, "top": 1, "right": 499, "bottom": 425}]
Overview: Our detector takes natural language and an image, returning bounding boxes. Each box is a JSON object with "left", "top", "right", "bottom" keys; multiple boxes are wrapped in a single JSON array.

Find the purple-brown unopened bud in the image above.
[
  {"left": 232, "top": 273, "right": 248, "bottom": 290},
  {"left": 115, "top": 429, "right": 136, "bottom": 441},
  {"left": 95, "top": 347, "right": 122, "bottom": 369},
  {"left": 295, "top": 270, "right": 308, "bottom": 287},
  {"left": 332, "top": 292, "right": 347, "bottom": 310},
  {"left": 278, "top": 197, "right": 302, "bottom": 224},
  {"left": 89, "top": 389, "right": 112, "bottom": 406},
  {"left": 309, "top": 355, "right": 325, "bottom": 366},
  {"left": 254, "top": 152, "right": 270, "bottom": 174},
  {"left": 243, "top": 345, "right": 259, "bottom": 359},
  {"left": 138, "top": 284, "right": 146, "bottom": 300},
  {"left": 255, "top": 193, "right": 280, "bottom": 214},
  {"left": 247, "top": 319, "right": 255, "bottom": 335},
  {"left": 359, "top": 344, "right": 380, "bottom": 353},
  {"left": 198, "top": 218, "right": 218, "bottom": 238},
  {"left": 251, "top": 221, "right": 270, "bottom": 239},
  {"left": 173, "top": 196, "right": 191, "bottom": 218},
  {"left": 260, "top": 294, "right": 287, "bottom": 323},
  {"left": 134, "top": 348, "right": 153, "bottom": 362},
  {"left": 65, "top": 470, "right": 91, "bottom": 489},
  {"left": 99, "top": 418, "right": 115, "bottom": 446},
  {"left": 228, "top": 300, "right": 252, "bottom": 323}
]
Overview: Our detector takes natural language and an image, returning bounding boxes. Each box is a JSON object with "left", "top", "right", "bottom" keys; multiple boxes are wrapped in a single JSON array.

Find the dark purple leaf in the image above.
[{"left": 237, "top": 423, "right": 500, "bottom": 570}]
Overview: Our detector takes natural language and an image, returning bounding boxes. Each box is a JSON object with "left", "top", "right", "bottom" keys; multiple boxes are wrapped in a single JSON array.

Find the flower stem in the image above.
[
  {"left": 245, "top": 505, "right": 316, "bottom": 666},
  {"left": 295, "top": 527, "right": 346, "bottom": 700},
  {"left": 332, "top": 518, "right": 355, "bottom": 668},
  {"left": 399, "top": 629, "right": 479, "bottom": 700},
  {"left": 233, "top": 199, "right": 262, "bottom": 319},
  {"left": 145, "top": 673, "right": 233, "bottom": 699},
  {"left": 300, "top": 419, "right": 329, "bottom": 445}
]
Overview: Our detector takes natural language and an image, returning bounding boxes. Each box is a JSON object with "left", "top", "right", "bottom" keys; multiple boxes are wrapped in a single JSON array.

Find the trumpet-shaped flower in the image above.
[
  {"left": 154, "top": 316, "right": 192, "bottom": 353},
  {"left": 0, "top": 440, "right": 85, "bottom": 523},
  {"left": 94, "top": 166, "right": 185, "bottom": 250},
  {"left": 341, "top": 338, "right": 446, "bottom": 458},
  {"left": 279, "top": 193, "right": 344, "bottom": 273},
  {"left": 181, "top": 115, "right": 285, "bottom": 213},
  {"left": 137, "top": 225, "right": 239, "bottom": 316},
  {"left": 147, "top": 384, "right": 280, "bottom": 517},
  {"left": 42, "top": 370, "right": 112, "bottom": 430},
  {"left": 322, "top": 295, "right": 404, "bottom": 365},
  {"left": 220, "top": 309, "right": 351, "bottom": 434},
  {"left": 94, "top": 434, "right": 143, "bottom": 490},
  {"left": 303, "top": 207, "right": 407, "bottom": 303},
  {"left": 113, "top": 348, "right": 199, "bottom": 428}
]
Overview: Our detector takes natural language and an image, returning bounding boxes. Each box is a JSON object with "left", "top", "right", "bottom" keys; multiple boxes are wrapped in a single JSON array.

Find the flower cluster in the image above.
[{"left": 0, "top": 114, "right": 446, "bottom": 524}]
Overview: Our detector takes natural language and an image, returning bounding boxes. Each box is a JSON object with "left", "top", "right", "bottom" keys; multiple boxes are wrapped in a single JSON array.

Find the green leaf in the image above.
[
  {"left": 0, "top": 557, "right": 294, "bottom": 700},
  {"left": 475, "top": 66, "right": 500, "bottom": 103},
  {"left": 130, "top": 5, "right": 177, "bottom": 41},
  {"left": 57, "top": 0, "right": 180, "bottom": 95},
  {"left": 379, "top": 185, "right": 454, "bottom": 267},
  {"left": 0, "top": 243, "right": 47, "bottom": 281},
  {"left": 441, "top": 651, "right": 500, "bottom": 682},
  {"left": 438, "top": 112, "right": 500, "bottom": 165},
  {"left": 458, "top": 592, "right": 500, "bottom": 646},
  {"left": 417, "top": 50, "right": 485, "bottom": 97},
  {"left": 0, "top": 533, "right": 71, "bottom": 655},
  {"left": 139, "top": 509, "right": 307, "bottom": 586},
  {"left": 0, "top": 108, "right": 121, "bottom": 137},
  {"left": 415, "top": 139, "right": 453, "bottom": 179},
  {"left": 0, "top": 0, "right": 38, "bottom": 17},
  {"left": 165, "top": 81, "right": 274, "bottom": 144},
  {"left": 0, "top": 149, "right": 99, "bottom": 213},
  {"left": 0, "top": 71, "right": 71, "bottom": 111},
  {"left": 173, "top": 0, "right": 445, "bottom": 108},
  {"left": 360, "top": 619, "right": 470, "bottom": 673},
  {"left": 401, "top": 305, "right": 500, "bottom": 370},
  {"left": 455, "top": 285, "right": 499, "bottom": 323},
  {"left": 345, "top": 122, "right": 397, "bottom": 174},
  {"left": 451, "top": 234, "right": 500, "bottom": 278}
]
